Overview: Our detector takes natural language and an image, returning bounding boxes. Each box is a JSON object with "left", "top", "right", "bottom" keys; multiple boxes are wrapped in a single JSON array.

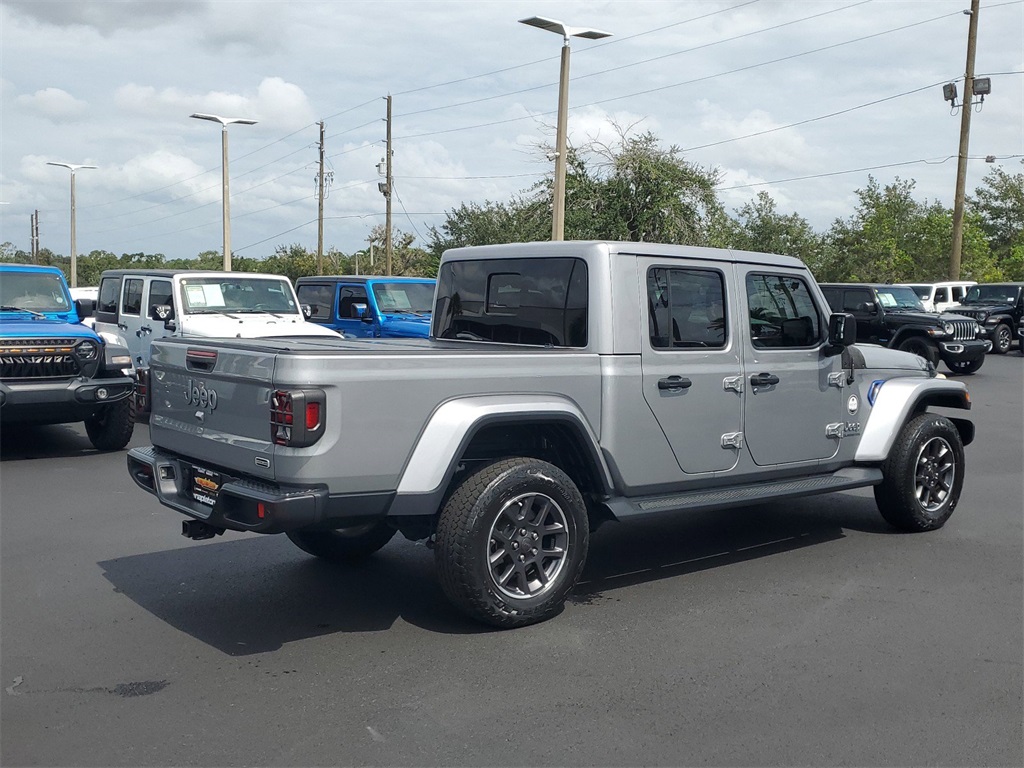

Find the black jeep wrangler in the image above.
[
  {"left": 948, "top": 282, "right": 1024, "bottom": 354},
  {"left": 820, "top": 283, "right": 991, "bottom": 374}
]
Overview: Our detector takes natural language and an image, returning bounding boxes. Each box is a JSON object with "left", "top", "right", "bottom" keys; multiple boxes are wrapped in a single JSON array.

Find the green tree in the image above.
[
  {"left": 969, "top": 164, "right": 1024, "bottom": 278},
  {"left": 719, "top": 191, "right": 822, "bottom": 267}
]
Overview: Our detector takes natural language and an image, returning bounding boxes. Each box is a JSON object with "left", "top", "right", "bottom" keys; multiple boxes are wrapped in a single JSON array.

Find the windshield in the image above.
[
  {"left": 963, "top": 284, "right": 1022, "bottom": 304},
  {"left": 874, "top": 286, "right": 926, "bottom": 311},
  {"left": 180, "top": 276, "right": 299, "bottom": 315},
  {"left": 372, "top": 282, "right": 435, "bottom": 314},
  {"left": 904, "top": 285, "right": 931, "bottom": 300},
  {"left": 0, "top": 271, "right": 72, "bottom": 313}
]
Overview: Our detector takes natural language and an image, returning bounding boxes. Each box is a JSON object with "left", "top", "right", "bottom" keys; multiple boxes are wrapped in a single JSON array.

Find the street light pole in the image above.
[
  {"left": 519, "top": 16, "right": 611, "bottom": 241},
  {"left": 46, "top": 161, "right": 97, "bottom": 288},
  {"left": 190, "top": 112, "right": 258, "bottom": 271}
]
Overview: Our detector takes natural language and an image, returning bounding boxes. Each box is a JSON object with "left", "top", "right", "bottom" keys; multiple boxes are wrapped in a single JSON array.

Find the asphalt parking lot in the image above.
[{"left": 2, "top": 353, "right": 1021, "bottom": 767}]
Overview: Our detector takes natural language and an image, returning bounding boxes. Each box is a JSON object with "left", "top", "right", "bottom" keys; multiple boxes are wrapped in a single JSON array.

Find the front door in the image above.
[
  {"left": 741, "top": 269, "right": 847, "bottom": 466},
  {"left": 640, "top": 260, "right": 743, "bottom": 474}
]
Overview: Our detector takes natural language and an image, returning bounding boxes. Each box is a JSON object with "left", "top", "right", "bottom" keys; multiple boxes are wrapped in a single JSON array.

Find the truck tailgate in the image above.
[{"left": 148, "top": 339, "right": 279, "bottom": 480}]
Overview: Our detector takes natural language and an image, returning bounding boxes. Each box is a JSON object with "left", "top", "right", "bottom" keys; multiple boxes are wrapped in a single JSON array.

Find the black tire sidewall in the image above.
[
  {"left": 286, "top": 521, "right": 396, "bottom": 560},
  {"left": 876, "top": 413, "right": 964, "bottom": 531},
  {"left": 84, "top": 396, "right": 135, "bottom": 451},
  {"left": 898, "top": 337, "right": 939, "bottom": 366},
  {"left": 436, "top": 458, "right": 589, "bottom": 627},
  {"left": 992, "top": 324, "right": 1012, "bottom": 354}
]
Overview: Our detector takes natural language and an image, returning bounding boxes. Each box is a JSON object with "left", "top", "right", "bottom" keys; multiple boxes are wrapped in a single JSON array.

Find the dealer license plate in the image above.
[{"left": 190, "top": 465, "right": 222, "bottom": 507}]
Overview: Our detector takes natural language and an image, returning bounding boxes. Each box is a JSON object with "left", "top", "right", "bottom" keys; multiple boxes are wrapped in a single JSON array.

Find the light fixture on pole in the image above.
[
  {"left": 519, "top": 15, "right": 611, "bottom": 241},
  {"left": 46, "top": 161, "right": 97, "bottom": 288},
  {"left": 190, "top": 112, "right": 258, "bottom": 271}
]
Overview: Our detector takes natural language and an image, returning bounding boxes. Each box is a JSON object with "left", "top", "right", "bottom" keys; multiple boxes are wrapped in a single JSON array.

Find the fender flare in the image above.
[
  {"left": 855, "top": 377, "right": 972, "bottom": 461},
  {"left": 389, "top": 394, "right": 613, "bottom": 515}
]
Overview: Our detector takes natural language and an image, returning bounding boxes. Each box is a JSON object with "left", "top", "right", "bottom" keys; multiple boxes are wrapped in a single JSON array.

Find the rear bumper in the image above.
[
  {"left": 0, "top": 374, "right": 135, "bottom": 423},
  {"left": 126, "top": 445, "right": 392, "bottom": 534}
]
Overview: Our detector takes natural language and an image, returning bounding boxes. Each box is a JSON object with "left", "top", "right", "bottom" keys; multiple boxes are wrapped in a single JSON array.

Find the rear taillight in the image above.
[{"left": 271, "top": 388, "right": 325, "bottom": 447}]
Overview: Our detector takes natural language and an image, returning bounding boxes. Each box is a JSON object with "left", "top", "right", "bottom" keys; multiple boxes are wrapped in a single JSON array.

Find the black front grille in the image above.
[
  {"left": 0, "top": 338, "right": 84, "bottom": 380},
  {"left": 949, "top": 319, "right": 977, "bottom": 341}
]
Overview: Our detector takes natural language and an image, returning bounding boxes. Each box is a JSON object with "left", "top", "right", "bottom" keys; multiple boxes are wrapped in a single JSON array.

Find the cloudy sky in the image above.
[{"left": 1, "top": 0, "right": 1022, "bottom": 264}]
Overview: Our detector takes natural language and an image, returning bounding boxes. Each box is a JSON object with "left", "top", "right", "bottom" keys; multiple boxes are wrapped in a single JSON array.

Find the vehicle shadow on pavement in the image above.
[
  {"left": 0, "top": 423, "right": 100, "bottom": 460},
  {"left": 98, "top": 535, "right": 484, "bottom": 653},
  {"left": 98, "top": 493, "right": 891, "bottom": 653},
  {"left": 574, "top": 493, "right": 892, "bottom": 600}
]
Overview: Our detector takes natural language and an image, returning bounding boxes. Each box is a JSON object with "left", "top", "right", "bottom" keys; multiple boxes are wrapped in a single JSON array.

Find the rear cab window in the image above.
[{"left": 434, "top": 257, "right": 588, "bottom": 347}]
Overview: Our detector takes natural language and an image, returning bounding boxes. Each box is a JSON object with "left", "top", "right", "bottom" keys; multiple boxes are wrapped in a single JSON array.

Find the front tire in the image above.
[
  {"left": 897, "top": 336, "right": 940, "bottom": 367},
  {"left": 874, "top": 413, "right": 964, "bottom": 532},
  {"left": 287, "top": 521, "right": 396, "bottom": 561},
  {"left": 435, "top": 458, "right": 589, "bottom": 628},
  {"left": 945, "top": 357, "right": 984, "bottom": 375},
  {"left": 84, "top": 396, "right": 135, "bottom": 451},
  {"left": 991, "top": 323, "right": 1012, "bottom": 354}
]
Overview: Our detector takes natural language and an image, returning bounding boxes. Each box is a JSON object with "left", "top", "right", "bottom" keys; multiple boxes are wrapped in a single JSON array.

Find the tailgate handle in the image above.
[{"left": 186, "top": 348, "right": 218, "bottom": 372}]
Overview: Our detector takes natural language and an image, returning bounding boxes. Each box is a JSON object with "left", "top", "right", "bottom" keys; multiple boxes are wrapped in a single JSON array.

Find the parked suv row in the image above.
[{"left": 819, "top": 283, "right": 990, "bottom": 374}]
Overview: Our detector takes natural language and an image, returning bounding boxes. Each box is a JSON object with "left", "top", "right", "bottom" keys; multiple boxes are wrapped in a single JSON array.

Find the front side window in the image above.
[
  {"left": 434, "top": 258, "right": 587, "bottom": 347},
  {"left": 648, "top": 267, "right": 727, "bottom": 349},
  {"left": 148, "top": 280, "right": 173, "bottom": 310},
  {"left": 338, "top": 285, "right": 369, "bottom": 318},
  {"left": 746, "top": 273, "right": 821, "bottom": 348},
  {"left": 122, "top": 278, "right": 144, "bottom": 316}
]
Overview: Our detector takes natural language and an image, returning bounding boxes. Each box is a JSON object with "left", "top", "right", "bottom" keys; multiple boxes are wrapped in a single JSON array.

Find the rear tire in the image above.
[
  {"left": 897, "top": 336, "right": 939, "bottom": 367},
  {"left": 435, "top": 457, "right": 589, "bottom": 628},
  {"left": 874, "top": 413, "right": 964, "bottom": 532},
  {"left": 287, "top": 521, "right": 396, "bottom": 561},
  {"left": 84, "top": 396, "right": 135, "bottom": 451}
]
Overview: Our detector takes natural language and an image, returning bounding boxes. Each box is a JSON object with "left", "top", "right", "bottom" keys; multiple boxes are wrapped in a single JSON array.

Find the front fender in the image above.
[
  {"left": 855, "top": 377, "right": 972, "bottom": 462},
  {"left": 389, "top": 394, "right": 612, "bottom": 515}
]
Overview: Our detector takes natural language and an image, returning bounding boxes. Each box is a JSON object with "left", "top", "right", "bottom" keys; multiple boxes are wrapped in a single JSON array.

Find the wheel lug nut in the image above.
[
  {"left": 520, "top": 528, "right": 527, "bottom": 535},
  {"left": 531, "top": 548, "right": 538, "bottom": 555},
  {"left": 519, "top": 554, "right": 526, "bottom": 562},
  {"left": 512, "top": 542, "right": 519, "bottom": 550},
  {"left": 531, "top": 532, "right": 539, "bottom": 540}
]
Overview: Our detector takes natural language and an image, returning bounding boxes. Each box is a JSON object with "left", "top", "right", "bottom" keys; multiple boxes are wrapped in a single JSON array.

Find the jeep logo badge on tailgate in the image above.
[{"left": 185, "top": 378, "right": 218, "bottom": 410}]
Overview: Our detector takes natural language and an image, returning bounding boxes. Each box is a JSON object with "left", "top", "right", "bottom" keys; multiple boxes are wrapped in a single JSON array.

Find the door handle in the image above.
[
  {"left": 750, "top": 372, "right": 780, "bottom": 387},
  {"left": 117, "top": 322, "right": 128, "bottom": 331},
  {"left": 658, "top": 375, "right": 693, "bottom": 391}
]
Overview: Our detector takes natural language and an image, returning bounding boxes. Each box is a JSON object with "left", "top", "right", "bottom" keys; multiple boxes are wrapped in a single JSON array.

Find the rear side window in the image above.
[
  {"left": 97, "top": 277, "right": 120, "bottom": 314},
  {"left": 296, "top": 283, "right": 334, "bottom": 320},
  {"left": 648, "top": 267, "right": 726, "bottom": 349},
  {"left": 122, "top": 278, "right": 144, "bottom": 316},
  {"left": 434, "top": 258, "right": 587, "bottom": 347},
  {"left": 746, "top": 274, "right": 821, "bottom": 348}
]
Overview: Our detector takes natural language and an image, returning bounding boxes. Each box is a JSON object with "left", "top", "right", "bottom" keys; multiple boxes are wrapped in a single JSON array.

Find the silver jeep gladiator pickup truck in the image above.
[{"left": 128, "top": 241, "right": 975, "bottom": 627}]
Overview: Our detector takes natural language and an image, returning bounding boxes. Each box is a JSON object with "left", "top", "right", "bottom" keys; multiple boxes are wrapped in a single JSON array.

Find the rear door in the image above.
[
  {"left": 119, "top": 276, "right": 147, "bottom": 365},
  {"left": 640, "top": 258, "right": 743, "bottom": 474},
  {"left": 740, "top": 268, "right": 847, "bottom": 466}
]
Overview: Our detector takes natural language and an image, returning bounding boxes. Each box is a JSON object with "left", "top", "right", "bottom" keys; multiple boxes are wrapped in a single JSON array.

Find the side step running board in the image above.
[{"left": 605, "top": 467, "right": 883, "bottom": 520}]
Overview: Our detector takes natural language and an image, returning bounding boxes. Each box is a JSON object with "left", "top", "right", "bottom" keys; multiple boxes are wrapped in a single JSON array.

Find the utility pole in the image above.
[
  {"left": 384, "top": 94, "right": 393, "bottom": 276},
  {"left": 317, "top": 120, "right": 325, "bottom": 275},
  {"left": 949, "top": 0, "right": 980, "bottom": 280},
  {"left": 30, "top": 210, "right": 39, "bottom": 263}
]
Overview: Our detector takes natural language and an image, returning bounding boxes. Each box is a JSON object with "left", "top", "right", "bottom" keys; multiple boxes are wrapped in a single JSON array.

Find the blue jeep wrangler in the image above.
[
  {"left": 295, "top": 275, "right": 435, "bottom": 338},
  {"left": 0, "top": 264, "right": 136, "bottom": 450}
]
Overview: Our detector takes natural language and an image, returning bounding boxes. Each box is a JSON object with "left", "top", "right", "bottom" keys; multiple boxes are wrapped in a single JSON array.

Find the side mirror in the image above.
[
  {"left": 151, "top": 303, "right": 175, "bottom": 321},
  {"left": 301, "top": 304, "right": 313, "bottom": 319},
  {"left": 352, "top": 302, "right": 372, "bottom": 322},
  {"left": 827, "top": 312, "right": 857, "bottom": 347},
  {"left": 75, "top": 298, "right": 95, "bottom": 319}
]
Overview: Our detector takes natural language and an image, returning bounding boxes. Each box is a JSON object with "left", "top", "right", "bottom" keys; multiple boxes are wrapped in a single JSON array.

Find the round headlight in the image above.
[
  {"left": 942, "top": 322, "right": 955, "bottom": 335},
  {"left": 76, "top": 340, "right": 97, "bottom": 360},
  {"left": 977, "top": 312, "right": 988, "bottom": 322}
]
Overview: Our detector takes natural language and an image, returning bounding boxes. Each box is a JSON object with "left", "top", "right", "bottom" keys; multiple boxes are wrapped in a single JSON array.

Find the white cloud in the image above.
[
  {"left": 3, "top": 0, "right": 205, "bottom": 34},
  {"left": 16, "top": 88, "right": 88, "bottom": 122}
]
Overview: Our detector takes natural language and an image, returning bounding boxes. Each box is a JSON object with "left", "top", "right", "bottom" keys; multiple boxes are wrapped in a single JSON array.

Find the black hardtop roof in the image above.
[
  {"left": 294, "top": 275, "right": 435, "bottom": 284},
  {"left": 819, "top": 283, "right": 919, "bottom": 289}
]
